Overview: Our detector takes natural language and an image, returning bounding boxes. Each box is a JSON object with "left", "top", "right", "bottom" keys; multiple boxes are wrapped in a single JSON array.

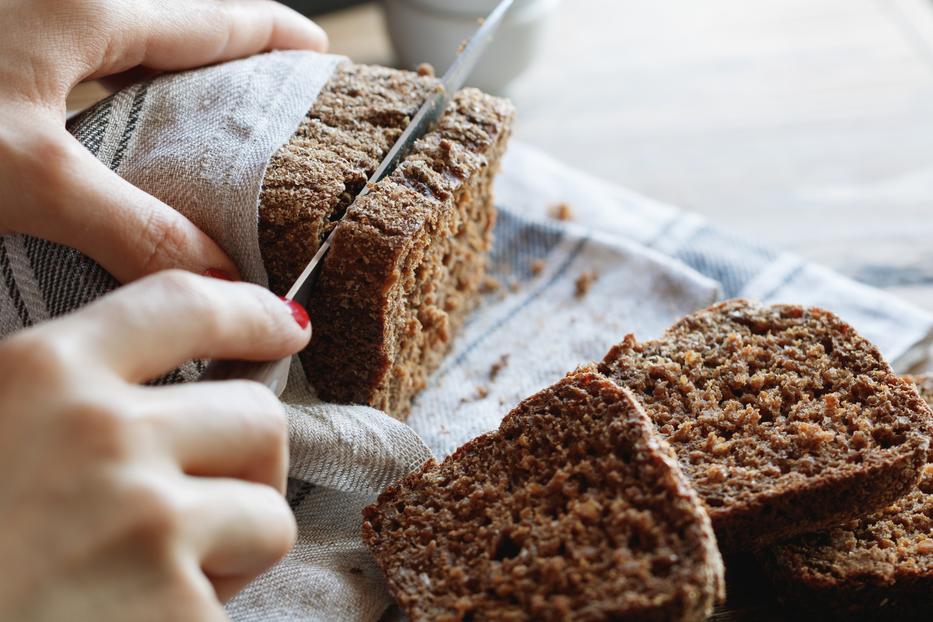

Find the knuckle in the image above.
[
  {"left": 25, "top": 131, "right": 82, "bottom": 208},
  {"left": 265, "top": 499, "right": 298, "bottom": 560},
  {"left": 271, "top": 496, "right": 298, "bottom": 556},
  {"left": 65, "top": 397, "right": 132, "bottom": 460},
  {"left": 121, "top": 477, "right": 183, "bottom": 542},
  {"left": 250, "top": 485, "right": 298, "bottom": 559},
  {"left": 147, "top": 270, "right": 228, "bottom": 339},
  {"left": 0, "top": 332, "right": 76, "bottom": 385},
  {"left": 49, "top": 0, "right": 122, "bottom": 46},
  {"left": 234, "top": 381, "right": 289, "bottom": 447},
  {"left": 138, "top": 212, "right": 194, "bottom": 274},
  {"left": 147, "top": 269, "right": 204, "bottom": 297},
  {"left": 196, "top": 1, "right": 231, "bottom": 32}
]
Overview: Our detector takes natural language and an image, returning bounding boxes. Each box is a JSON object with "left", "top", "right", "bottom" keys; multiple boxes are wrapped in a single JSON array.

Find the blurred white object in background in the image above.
[{"left": 383, "top": 0, "right": 558, "bottom": 93}]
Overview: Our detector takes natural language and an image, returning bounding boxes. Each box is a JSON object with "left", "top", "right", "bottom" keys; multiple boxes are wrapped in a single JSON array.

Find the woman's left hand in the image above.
[{"left": 0, "top": 0, "right": 328, "bottom": 283}]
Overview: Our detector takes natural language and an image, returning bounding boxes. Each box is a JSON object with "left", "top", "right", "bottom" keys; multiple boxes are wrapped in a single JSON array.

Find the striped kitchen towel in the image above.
[{"left": 1, "top": 51, "right": 930, "bottom": 621}]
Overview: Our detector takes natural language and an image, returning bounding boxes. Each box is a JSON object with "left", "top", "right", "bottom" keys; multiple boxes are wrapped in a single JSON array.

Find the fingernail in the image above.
[
  {"left": 280, "top": 297, "right": 310, "bottom": 330},
  {"left": 203, "top": 268, "right": 234, "bottom": 281}
]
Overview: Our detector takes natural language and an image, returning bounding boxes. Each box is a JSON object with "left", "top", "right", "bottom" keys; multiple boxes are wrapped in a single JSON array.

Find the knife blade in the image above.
[{"left": 200, "top": 0, "right": 514, "bottom": 394}]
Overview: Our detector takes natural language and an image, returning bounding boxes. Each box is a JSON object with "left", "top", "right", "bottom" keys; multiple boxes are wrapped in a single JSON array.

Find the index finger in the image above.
[
  {"left": 88, "top": 0, "right": 329, "bottom": 79},
  {"left": 57, "top": 270, "right": 311, "bottom": 383}
]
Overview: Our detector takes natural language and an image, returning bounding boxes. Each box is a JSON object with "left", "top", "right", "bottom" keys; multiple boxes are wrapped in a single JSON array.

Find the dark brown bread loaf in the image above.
[
  {"left": 761, "top": 375, "right": 933, "bottom": 620},
  {"left": 362, "top": 369, "right": 725, "bottom": 622},
  {"left": 259, "top": 63, "right": 514, "bottom": 418},
  {"left": 598, "top": 299, "right": 932, "bottom": 551}
]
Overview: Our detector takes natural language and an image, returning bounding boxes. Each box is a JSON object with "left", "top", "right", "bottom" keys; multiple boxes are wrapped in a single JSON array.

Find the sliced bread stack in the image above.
[
  {"left": 761, "top": 375, "right": 933, "bottom": 619},
  {"left": 363, "top": 300, "right": 932, "bottom": 619},
  {"left": 598, "top": 300, "right": 932, "bottom": 550},
  {"left": 363, "top": 369, "right": 726, "bottom": 622}
]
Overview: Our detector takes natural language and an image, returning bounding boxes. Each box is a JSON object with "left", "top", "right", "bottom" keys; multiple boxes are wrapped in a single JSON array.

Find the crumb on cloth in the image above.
[
  {"left": 460, "top": 385, "right": 490, "bottom": 404},
  {"left": 417, "top": 63, "right": 435, "bottom": 77},
  {"left": 480, "top": 275, "right": 501, "bottom": 293},
  {"left": 489, "top": 354, "right": 510, "bottom": 381},
  {"left": 550, "top": 202, "right": 574, "bottom": 221},
  {"left": 531, "top": 259, "right": 546, "bottom": 276},
  {"left": 574, "top": 271, "right": 598, "bottom": 298}
]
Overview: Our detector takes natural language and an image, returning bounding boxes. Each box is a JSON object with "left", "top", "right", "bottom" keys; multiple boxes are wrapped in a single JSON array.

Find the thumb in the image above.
[{"left": 0, "top": 123, "right": 238, "bottom": 283}]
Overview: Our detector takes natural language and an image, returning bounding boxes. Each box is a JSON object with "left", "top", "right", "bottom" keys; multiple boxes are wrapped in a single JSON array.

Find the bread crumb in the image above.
[
  {"left": 480, "top": 275, "right": 501, "bottom": 293},
  {"left": 794, "top": 422, "right": 836, "bottom": 450},
  {"left": 531, "top": 259, "right": 546, "bottom": 276},
  {"left": 459, "top": 384, "right": 490, "bottom": 404},
  {"left": 917, "top": 539, "right": 933, "bottom": 555},
  {"left": 458, "top": 39, "right": 468, "bottom": 54},
  {"left": 550, "top": 202, "right": 574, "bottom": 221},
  {"left": 489, "top": 354, "right": 510, "bottom": 381},
  {"left": 572, "top": 498, "right": 602, "bottom": 522},
  {"left": 417, "top": 63, "right": 435, "bottom": 77},
  {"left": 705, "top": 464, "right": 727, "bottom": 483},
  {"left": 574, "top": 271, "right": 598, "bottom": 298}
]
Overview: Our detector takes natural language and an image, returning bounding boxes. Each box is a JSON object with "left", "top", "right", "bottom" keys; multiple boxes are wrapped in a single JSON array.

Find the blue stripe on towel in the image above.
[{"left": 675, "top": 226, "right": 776, "bottom": 297}]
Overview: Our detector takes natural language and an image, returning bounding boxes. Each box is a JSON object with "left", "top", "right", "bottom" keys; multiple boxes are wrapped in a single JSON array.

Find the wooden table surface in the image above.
[{"left": 64, "top": 1, "right": 933, "bottom": 619}]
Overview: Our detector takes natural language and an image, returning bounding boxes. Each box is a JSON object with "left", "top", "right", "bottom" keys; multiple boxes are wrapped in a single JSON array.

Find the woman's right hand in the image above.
[{"left": 0, "top": 271, "right": 312, "bottom": 621}]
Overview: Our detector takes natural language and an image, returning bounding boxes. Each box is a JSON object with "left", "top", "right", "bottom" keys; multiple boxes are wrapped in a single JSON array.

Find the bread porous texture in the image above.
[
  {"left": 362, "top": 369, "right": 725, "bottom": 622},
  {"left": 598, "top": 299, "right": 932, "bottom": 551},
  {"left": 761, "top": 375, "right": 933, "bottom": 620},
  {"left": 260, "top": 64, "right": 437, "bottom": 294},
  {"left": 259, "top": 63, "right": 514, "bottom": 418}
]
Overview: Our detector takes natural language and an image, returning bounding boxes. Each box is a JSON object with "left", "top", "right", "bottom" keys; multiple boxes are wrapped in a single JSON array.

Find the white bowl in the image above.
[{"left": 383, "top": 0, "right": 558, "bottom": 94}]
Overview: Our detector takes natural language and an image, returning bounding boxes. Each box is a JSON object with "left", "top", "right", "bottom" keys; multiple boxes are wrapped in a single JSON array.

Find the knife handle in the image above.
[{"left": 199, "top": 356, "right": 292, "bottom": 397}]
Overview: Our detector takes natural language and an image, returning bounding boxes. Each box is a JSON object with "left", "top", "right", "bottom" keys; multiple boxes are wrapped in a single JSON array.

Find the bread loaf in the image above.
[{"left": 259, "top": 63, "right": 514, "bottom": 418}]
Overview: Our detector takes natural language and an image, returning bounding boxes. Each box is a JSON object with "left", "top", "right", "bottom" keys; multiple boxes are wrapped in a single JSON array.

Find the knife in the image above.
[{"left": 200, "top": 0, "right": 515, "bottom": 395}]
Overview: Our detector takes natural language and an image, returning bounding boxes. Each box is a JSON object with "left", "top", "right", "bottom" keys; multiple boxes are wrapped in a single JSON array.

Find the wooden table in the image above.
[{"left": 65, "top": 2, "right": 933, "bottom": 619}]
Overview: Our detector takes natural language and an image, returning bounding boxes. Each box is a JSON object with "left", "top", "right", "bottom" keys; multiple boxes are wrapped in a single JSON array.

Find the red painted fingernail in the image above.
[
  {"left": 280, "top": 297, "right": 310, "bottom": 330},
  {"left": 203, "top": 268, "right": 234, "bottom": 281}
]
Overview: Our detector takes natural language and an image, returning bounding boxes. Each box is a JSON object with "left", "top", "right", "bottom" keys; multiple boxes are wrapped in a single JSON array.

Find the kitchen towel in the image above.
[{"left": 1, "top": 50, "right": 931, "bottom": 621}]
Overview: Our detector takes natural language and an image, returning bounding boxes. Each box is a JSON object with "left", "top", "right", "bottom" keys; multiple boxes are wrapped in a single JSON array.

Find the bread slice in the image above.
[
  {"left": 362, "top": 369, "right": 725, "bottom": 621},
  {"left": 761, "top": 375, "right": 933, "bottom": 620},
  {"left": 259, "top": 63, "right": 514, "bottom": 418},
  {"left": 598, "top": 299, "right": 932, "bottom": 551}
]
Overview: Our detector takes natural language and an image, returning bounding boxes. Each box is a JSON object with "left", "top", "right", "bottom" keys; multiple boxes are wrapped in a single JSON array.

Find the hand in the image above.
[
  {"left": 0, "top": 0, "right": 328, "bottom": 283},
  {"left": 0, "top": 271, "right": 312, "bottom": 621}
]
